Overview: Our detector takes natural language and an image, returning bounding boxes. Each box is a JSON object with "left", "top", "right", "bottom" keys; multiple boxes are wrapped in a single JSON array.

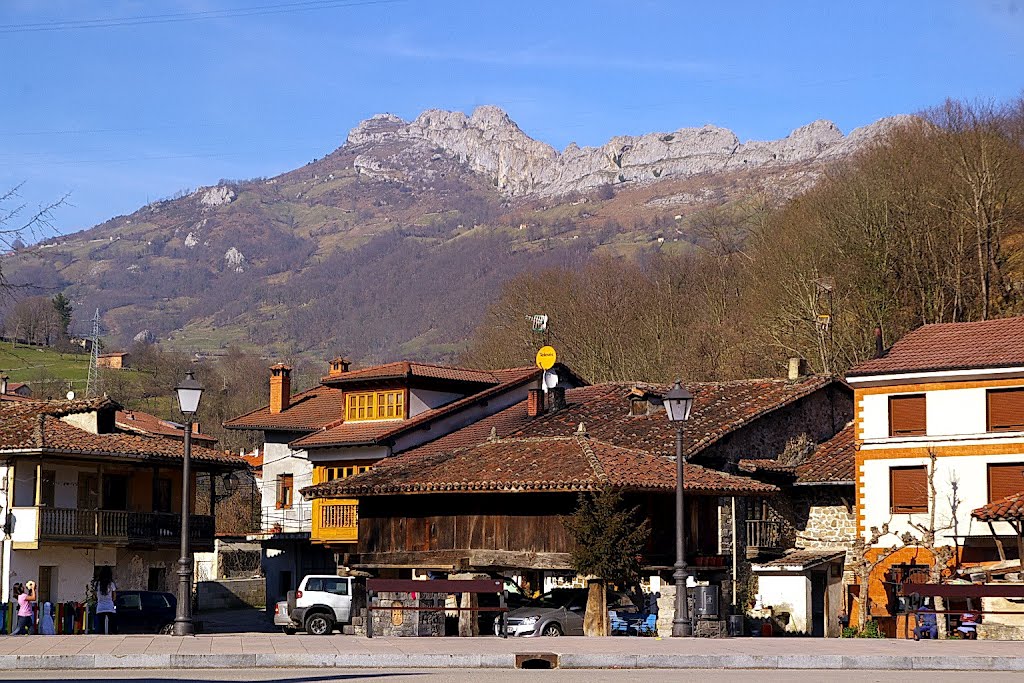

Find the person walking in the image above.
[
  {"left": 93, "top": 567, "right": 117, "bottom": 634},
  {"left": 11, "top": 581, "right": 36, "bottom": 635}
]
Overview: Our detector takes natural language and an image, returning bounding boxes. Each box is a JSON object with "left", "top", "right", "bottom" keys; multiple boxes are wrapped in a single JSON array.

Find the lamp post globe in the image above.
[
  {"left": 665, "top": 380, "right": 694, "bottom": 637},
  {"left": 173, "top": 370, "right": 203, "bottom": 637}
]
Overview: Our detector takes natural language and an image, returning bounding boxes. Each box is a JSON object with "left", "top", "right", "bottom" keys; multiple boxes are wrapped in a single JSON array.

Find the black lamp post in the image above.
[
  {"left": 664, "top": 380, "right": 694, "bottom": 637},
  {"left": 173, "top": 370, "right": 203, "bottom": 637}
]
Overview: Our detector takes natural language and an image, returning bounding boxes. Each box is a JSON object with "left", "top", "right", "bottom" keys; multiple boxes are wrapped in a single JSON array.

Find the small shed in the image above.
[
  {"left": 97, "top": 352, "right": 129, "bottom": 369},
  {"left": 752, "top": 549, "right": 846, "bottom": 637}
]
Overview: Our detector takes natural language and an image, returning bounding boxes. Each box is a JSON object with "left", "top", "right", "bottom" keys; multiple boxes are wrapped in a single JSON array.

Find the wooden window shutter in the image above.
[
  {"left": 890, "top": 466, "right": 928, "bottom": 514},
  {"left": 889, "top": 394, "right": 927, "bottom": 437},
  {"left": 988, "top": 389, "right": 1024, "bottom": 432},
  {"left": 988, "top": 463, "right": 1024, "bottom": 502}
]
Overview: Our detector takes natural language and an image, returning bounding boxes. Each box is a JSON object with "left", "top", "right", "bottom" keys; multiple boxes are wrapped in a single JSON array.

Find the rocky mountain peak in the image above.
[{"left": 345, "top": 105, "right": 909, "bottom": 196}]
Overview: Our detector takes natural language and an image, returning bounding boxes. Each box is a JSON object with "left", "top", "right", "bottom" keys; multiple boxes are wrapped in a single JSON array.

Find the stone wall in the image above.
[
  {"left": 370, "top": 591, "right": 445, "bottom": 637},
  {"left": 196, "top": 578, "right": 265, "bottom": 611}
]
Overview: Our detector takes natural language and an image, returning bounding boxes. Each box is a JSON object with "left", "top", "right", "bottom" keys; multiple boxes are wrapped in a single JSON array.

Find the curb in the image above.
[{"left": 1, "top": 652, "right": 1024, "bottom": 670}]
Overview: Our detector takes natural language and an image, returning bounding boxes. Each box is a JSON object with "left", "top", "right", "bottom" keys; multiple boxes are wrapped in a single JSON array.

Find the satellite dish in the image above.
[
  {"left": 66, "top": 391, "right": 76, "bottom": 400},
  {"left": 543, "top": 370, "right": 559, "bottom": 391}
]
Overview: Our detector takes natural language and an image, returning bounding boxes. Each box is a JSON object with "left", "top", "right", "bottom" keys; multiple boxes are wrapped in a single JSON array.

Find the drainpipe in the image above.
[{"left": 731, "top": 497, "right": 738, "bottom": 607}]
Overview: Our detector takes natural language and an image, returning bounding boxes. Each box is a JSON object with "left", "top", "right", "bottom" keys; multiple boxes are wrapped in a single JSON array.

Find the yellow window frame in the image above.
[{"left": 346, "top": 390, "right": 405, "bottom": 421}]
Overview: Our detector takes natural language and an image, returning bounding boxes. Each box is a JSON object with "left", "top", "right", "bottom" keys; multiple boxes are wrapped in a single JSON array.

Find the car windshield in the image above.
[{"left": 532, "top": 590, "right": 584, "bottom": 609}]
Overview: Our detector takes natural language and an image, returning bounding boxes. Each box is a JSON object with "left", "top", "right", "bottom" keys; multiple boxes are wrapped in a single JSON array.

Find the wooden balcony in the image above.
[
  {"left": 311, "top": 498, "right": 358, "bottom": 545},
  {"left": 39, "top": 508, "right": 214, "bottom": 549},
  {"left": 745, "top": 519, "right": 785, "bottom": 559}
]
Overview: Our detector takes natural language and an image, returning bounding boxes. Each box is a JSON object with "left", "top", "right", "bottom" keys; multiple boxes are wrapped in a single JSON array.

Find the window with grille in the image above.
[
  {"left": 987, "top": 388, "right": 1024, "bottom": 432},
  {"left": 276, "top": 474, "right": 293, "bottom": 509},
  {"left": 988, "top": 463, "right": 1024, "bottom": 503},
  {"left": 889, "top": 394, "right": 927, "bottom": 437},
  {"left": 890, "top": 465, "right": 928, "bottom": 514},
  {"left": 318, "top": 465, "right": 371, "bottom": 484},
  {"left": 345, "top": 391, "right": 405, "bottom": 421}
]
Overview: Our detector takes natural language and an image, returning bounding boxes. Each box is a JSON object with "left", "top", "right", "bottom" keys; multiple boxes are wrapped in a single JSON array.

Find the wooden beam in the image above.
[{"left": 987, "top": 521, "right": 1006, "bottom": 562}]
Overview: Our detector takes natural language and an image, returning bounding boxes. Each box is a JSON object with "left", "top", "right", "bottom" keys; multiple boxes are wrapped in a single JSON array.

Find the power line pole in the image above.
[{"left": 86, "top": 309, "right": 101, "bottom": 397}]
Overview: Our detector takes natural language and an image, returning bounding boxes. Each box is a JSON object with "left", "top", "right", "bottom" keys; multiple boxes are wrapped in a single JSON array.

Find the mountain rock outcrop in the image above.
[{"left": 345, "top": 105, "right": 912, "bottom": 196}]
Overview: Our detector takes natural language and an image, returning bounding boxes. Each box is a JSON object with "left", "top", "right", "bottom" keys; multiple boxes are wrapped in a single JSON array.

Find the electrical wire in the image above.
[{"left": 0, "top": 0, "right": 406, "bottom": 34}]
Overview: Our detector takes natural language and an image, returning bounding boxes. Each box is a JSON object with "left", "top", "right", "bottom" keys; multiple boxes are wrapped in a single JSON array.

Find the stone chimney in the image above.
[
  {"left": 269, "top": 363, "right": 292, "bottom": 414},
  {"left": 548, "top": 387, "right": 567, "bottom": 412},
  {"left": 328, "top": 356, "right": 351, "bottom": 377},
  {"left": 787, "top": 357, "right": 808, "bottom": 381},
  {"left": 527, "top": 388, "right": 544, "bottom": 417}
]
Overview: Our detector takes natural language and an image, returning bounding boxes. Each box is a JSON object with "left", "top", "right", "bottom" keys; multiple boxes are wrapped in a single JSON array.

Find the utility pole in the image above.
[{"left": 85, "top": 309, "right": 101, "bottom": 397}]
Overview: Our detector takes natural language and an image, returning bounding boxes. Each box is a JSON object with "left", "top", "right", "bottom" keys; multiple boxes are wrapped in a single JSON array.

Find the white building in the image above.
[{"left": 0, "top": 397, "right": 243, "bottom": 617}]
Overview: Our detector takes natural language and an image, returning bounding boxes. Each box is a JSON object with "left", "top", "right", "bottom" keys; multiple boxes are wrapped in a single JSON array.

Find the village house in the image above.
[
  {"left": 96, "top": 352, "right": 128, "bottom": 370},
  {"left": 846, "top": 316, "right": 1024, "bottom": 637},
  {"left": 302, "top": 371, "right": 852, "bottom": 635},
  {"left": 0, "top": 375, "right": 32, "bottom": 398},
  {"left": 223, "top": 358, "right": 584, "bottom": 609},
  {"left": 741, "top": 423, "right": 857, "bottom": 636},
  {"left": 0, "top": 397, "right": 245, "bottom": 611}
]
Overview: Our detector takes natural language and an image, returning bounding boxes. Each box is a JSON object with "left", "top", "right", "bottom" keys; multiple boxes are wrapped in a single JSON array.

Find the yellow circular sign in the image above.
[{"left": 536, "top": 346, "right": 557, "bottom": 370}]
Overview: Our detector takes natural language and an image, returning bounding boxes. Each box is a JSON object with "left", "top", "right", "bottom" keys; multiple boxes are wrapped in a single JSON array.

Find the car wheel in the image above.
[
  {"left": 541, "top": 622, "right": 563, "bottom": 637},
  {"left": 158, "top": 623, "right": 174, "bottom": 635},
  {"left": 304, "top": 613, "right": 334, "bottom": 636},
  {"left": 282, "top": 626, "right": 297, "bottom": 635}
]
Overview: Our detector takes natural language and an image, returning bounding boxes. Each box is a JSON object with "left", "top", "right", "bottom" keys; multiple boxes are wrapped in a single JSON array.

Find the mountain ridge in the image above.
[{"left": 4, "top": 105, "right": 910, "bottom": 363}]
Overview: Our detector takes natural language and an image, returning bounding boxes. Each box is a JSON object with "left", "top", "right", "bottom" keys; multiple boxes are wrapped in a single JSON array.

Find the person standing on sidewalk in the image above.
[
  {"left": 93, "top": 567, "right": 117, "bottom": 634},
  {"left": 11, "top": 581, "right": 36, "bottom": 635}
]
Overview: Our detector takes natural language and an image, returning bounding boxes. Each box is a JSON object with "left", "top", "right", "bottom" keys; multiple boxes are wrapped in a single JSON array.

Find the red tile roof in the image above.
[
  {"left": 972, "top": 492, "right": 1024, "bottom": 522},
  {"left": 302, "top": 376, "right": 839, "bottom": 499},
  {"left": 847, "top": 316, "right": 1024, "bottom": 377},
  {"left": 223, "top": 385, "right": 345, "bottom": 431},
  {"left": 321, "top": 362, "right": 505, "bottom": 386},
  {"left": 116, "top": 409, "right": 217, "bottom": 444},
  {"left": 0, "top": 399, "right": 242, "bottom": 466},
  {"left": 498, "top": 377, "right": 836, "bottom": 458},
  {"left": 795, "top": 423, "right": 855, "bottom": 484},
  {"left": 289, "top": 367, "right": 544, "bottom": 449},
  {"left": 302, "top": 434, "right": 778, "bottom": 498}
]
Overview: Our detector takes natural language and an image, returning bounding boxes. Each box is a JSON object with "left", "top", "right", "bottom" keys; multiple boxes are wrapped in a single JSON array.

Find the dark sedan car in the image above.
[{"left": 114, "top": 591, "right": 177, "bottom": 634}]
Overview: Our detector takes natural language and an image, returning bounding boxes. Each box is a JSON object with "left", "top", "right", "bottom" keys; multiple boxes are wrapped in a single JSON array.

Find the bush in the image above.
[{"left": 842, "top": 621, "right": 885, "bottom": 638}]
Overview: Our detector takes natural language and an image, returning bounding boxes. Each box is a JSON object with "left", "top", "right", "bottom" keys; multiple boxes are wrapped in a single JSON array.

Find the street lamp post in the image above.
[
  {"left": 664, "top": 380, "right": 694, "bottom": 638},
  {"left": 173, "top": 371, "right": 203, "bottom": 637}
]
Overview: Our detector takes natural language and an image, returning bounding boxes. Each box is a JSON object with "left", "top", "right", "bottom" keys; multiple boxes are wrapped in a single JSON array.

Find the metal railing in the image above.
[
  {"left": 39, "top": 508, "right": 214, "bottom": 545},
  {"left": 745, "top": 519, "right": 785, "bottom": 550}
]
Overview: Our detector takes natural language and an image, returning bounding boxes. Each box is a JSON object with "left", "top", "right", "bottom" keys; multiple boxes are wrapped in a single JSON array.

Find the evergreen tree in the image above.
[
  {"left": 564, "top": 487, "right": 651, "bottom": 635},
  {"left": 51, "top": 293, "right": 72, "bottom": 336}
]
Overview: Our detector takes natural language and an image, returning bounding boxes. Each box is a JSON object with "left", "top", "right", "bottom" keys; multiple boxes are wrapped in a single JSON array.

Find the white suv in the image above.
[{"left": 283, "top": 575, "right": 356, "bottom": 635}]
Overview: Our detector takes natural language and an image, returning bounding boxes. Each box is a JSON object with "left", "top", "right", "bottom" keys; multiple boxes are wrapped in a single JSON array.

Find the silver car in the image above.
[{"left": 497, "top": 588, "right": 639, "bottom": 637}]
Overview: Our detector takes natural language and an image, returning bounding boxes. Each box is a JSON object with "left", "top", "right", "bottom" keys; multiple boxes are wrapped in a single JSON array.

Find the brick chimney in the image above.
[
  {"left": 527, "top": 388, "right": 544, "bottom": 417},
  {"left": 874, "top": 326, "right": 884, "bottom": 358},
  {"left": 269, "top": 363, "right": 292, "bottom": 414},
  {"left": 328, "top": 356, "right": 351, "bottom": 377}
]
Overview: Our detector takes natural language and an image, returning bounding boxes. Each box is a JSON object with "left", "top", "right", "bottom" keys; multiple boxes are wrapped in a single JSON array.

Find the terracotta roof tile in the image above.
[
  {"left": 848, "top": 316, "right": 1024, "bottom": 377},
  {"left": 973, "top": 491, "right": 1024, "bottom": 522},
  {"left": 116, "top": 409, "right": 217, "bottom": 444},
  {"left": 223, "top": 386, "right": 345, "bottom": 431},
  {"left": 288, "top": 367, "right": 544, "bottom": 449},
  {"left": 301, "top": 434, "right": 778, "bottom": 498},
  {"left": 321, "top": 362, "right": 502, "bottom": 386},
  {"left": 0, "top": 399, "right": 242, "bottom": 466},
  {"left": 796, "top": 423, "right": 855, "bottom": 484},
  {"left": 302, "top": 376, "right": 839, "bottom": 499},
  {"left": 754, "top": 549, "right": 846, "bottom": 570}
]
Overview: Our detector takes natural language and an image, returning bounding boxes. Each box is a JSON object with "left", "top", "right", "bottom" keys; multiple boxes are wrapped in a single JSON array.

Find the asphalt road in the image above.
[{"left": 1, "top": 670, "right": 1021, "bottom": 682}]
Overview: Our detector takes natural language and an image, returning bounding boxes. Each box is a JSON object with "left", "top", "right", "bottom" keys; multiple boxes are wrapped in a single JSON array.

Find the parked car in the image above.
[
  {"left": 114, "top": 590, "right": 177, "bottom": 634},
  {"left": 284, "top": 575, "right": 361, "bottom": 635},
  {"left": 497, "top": 588, "right": 640, "bottom": 637},
  {"left": 274, "top": 600, "right": 297, "bottom": 634}
]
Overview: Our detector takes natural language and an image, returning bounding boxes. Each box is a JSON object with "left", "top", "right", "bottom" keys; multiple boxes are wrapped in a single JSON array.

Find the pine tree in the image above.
[
  {"left": 51, "top": 293, "right": 72, "bottom": 337},
  {"left": 564, "top": 487, "right": 651, "bottom": 635}
]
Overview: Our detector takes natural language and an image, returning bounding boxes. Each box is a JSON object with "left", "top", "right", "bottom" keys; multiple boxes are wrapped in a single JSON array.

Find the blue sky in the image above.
[{"left": 2, "top": 0, "right": 1022, "bottom": 236}]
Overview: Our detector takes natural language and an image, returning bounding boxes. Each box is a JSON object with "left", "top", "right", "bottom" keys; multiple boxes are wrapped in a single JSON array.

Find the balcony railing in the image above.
[
  {"left": 39, "top": 508, "right": 214, "bottom": 547},
  {"left": 745, "top": 519, "right": 785, "bottom": 558},
  {"left": 311, "top": 498, "right": 358, "bottom": 544}
]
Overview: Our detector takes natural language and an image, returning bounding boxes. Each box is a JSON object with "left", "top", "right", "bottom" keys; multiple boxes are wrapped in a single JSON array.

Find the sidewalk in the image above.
[{"left": 1, "top": 633, "right": 1023, "bottom": 671}]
